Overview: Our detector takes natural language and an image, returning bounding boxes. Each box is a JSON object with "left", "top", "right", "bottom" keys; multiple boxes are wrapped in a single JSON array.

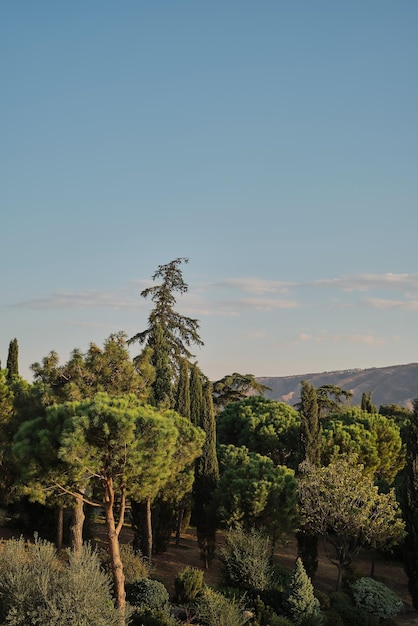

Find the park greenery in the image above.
[{"left": 0, "top": 258, "right": 415, "bottom": 624}]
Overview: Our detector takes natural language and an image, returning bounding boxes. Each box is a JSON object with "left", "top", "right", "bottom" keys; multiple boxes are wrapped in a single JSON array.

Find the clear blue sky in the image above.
[{"left": 2, "top": 1, "right": 418, "bottom": 382}]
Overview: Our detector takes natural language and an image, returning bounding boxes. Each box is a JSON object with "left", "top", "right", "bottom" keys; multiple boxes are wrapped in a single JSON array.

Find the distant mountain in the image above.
[{"left": 257, "top": 363, "right": 418, "bottom": 410}]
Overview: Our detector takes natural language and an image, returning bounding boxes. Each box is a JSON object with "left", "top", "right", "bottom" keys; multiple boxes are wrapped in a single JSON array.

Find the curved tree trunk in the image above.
[{"left": 104, "top": 480, "right": 126, "bottom": 623}]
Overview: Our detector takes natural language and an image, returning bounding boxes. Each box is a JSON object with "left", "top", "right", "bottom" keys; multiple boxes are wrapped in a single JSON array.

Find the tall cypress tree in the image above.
[
  {"left": 175, "top": 359, "right": 190, "bottom": 420},
  {"left": 297, "top": 380, "right": 320, "bottom": 580},
  {"left": 6, "top": 338, "right": 19, "bottom": 380},
  {"left": 403, "top": 397, "right": 418, "bottom": 608},
  {"left": 193, "top": 380, "right": 219, "bottom": 568},
  {"left": 190, "top": 363, "right": 203, "bottom": 427}
]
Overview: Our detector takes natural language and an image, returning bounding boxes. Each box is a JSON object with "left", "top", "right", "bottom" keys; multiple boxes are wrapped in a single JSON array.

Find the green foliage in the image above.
[
  {"left": 329, "top": 590, "right": 368, "bottom": 626},
  {"left": 298, "top": 380, "right": 320, "bottom": 466},
  {"left": 217, "top": 396, "right": 300, "bottom": 469},
  {"left": 129, "top": 607, "right": 178, "bottom": 626},
  {"left": 212, "top": 372, "right": 271, "bottom": 411},
  {"left": 297, "top": 457, "right": 406, "bottom": 589},
  {"left": 219, "top": 526, "right": 272, "bottom": 593},
  {"left": 283, "top": 558, "right": 322, "bottom": 625},
  {"left": 128, "top": 258, "right": 203, "bottom": 408},
  {"left": 402, "top": 396, "right": 418, "bottom": 609},
  {"left": 126, "top": 577, "right": 170, "bottom": 611},
  {"left": 194, "top": 586, "right": 250, "bottom": 626},
  {"left": 6, "top": 338, "right": 19, "bottom": 379},
  {"left": 215, "top": 445, "right": 297, "bottom": 538},
  {"left": 351, "top": 577, "right": 404, "bottom": 619},
  {"left": 0, "top": 537, "right": 121, "bottom": 626},
  {"left": 31, "top": 332, "right": 150, "bottom": 404},
  {"left": 174, "top": 566, "right": 204, "bottom": 603},
  {"left": 174, "top": 358, "right": 190, "bottom": 419},
  {"left": 100, "top": 543, "right": 150, "bottom": 585},
  {"left": 321, "top": 409, "right": 405, "bottom": 485}
]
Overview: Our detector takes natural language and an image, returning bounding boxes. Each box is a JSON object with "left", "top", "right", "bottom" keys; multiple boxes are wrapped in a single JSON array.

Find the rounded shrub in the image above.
[
  {"left": 351, "top": 577, "right": 404, "bottom": 620},
  {"left": 126, "top": 577, "right": 170, "bottom": 611},
  {"left": 194, "top": 586, "right": 249, "bottom": 626}
]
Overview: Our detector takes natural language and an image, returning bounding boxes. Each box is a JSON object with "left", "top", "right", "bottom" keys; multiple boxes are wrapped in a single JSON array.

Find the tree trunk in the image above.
[
  {"left": 143, "top": 498, "right": 153, "bottom": 563},
  {"left": 104, "top": 485, "right": 126, "bottom": 622},
  {"left": 70, "top": 492, "right": 85, "bottom": 553},
  {"left": 56, "top": 505, "right": 64, "bottom": 552}
]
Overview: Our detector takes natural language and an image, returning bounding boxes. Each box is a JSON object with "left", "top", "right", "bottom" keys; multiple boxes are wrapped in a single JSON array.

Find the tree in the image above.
[
  {"left": 193, "top": 381, "right": 219, "bottom": 567},
  {"left": 6, "top": 338, "right": 19, "bottom": 380},
  {"left": 13, "top": 393, "right": 204, "bottom": 619},
  {"left": 217, "top": 396, "right": 300, "bottom": 469},
  {"left": 283, "top": 558, "right": 321, "bottom": 625},
  {"left": 214, "top": 445, "right": 296, "bottom": 545},
  {"left": 314, "top": 383, "right": 352, "bottom": 418},
  {"left": 175, "top": 358, "right": 190, "bottom": 420},
  {"left": 321, "top": 408, "right": 405, "bottom": 486},
  {"left": 402, "top": 397, "right": 418, "bottom": 609},
  {"left": 297, "top": 380, "right": 321, "bottom": 580},
  {"left": 190, "top": 362, "right": 203, "bottom": 427},
  {"left": 129, "top": 258, "right": 204, "bottom": 407},
  {"left": 31, "top": 332, "right": 149, "bottom": 404},
  {"left": 297, "top": 457, "right": 405, "bottom": 590},
  {"left": 212, "top": 372, "right": 270, "bottom": 412},
  {"left": 361, "top": 390, "right": 377, "bottom": 413}
]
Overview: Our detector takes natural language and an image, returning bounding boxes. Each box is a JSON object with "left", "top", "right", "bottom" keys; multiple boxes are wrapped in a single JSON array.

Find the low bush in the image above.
[
  {"left": 174, "top": 566, "right": 204, "bottom": 603},
  {"left": 330, "top": 590, "right": 368, "bottom": 626},
  {"left": 194, "top": 586, "right": 250, "bottom": 626},
  {"left": 0, "top": 537, "right": 121, "bottom": 626},
  {"left": 126, "top": 577, "right": 170, "bottom": 611},
  {"left": 351, "top": 577, "right": 404, "bottom": 620},
  {"left": 219, "top": 526, "right": 272, "bottom": 593}
]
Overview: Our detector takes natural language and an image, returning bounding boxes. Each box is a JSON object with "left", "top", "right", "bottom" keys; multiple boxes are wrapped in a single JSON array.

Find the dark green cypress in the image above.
[
  {"left": 193, "top": 381, "right": 219, "bottom": 568},
  {"left": 190, "top": 363, "right": 203, "bottom": 427},
  {"left": 6, "top": 338, "right": 19, "bottom": 380},
  {"left": 175, "top": 359, "right": 190, "bottom": 419},
  {"left": 297, "top": 380, "right": 320, "bottom": 580},
  {"left": 403, "top": 398, "right": 418, "bottom": 608}
]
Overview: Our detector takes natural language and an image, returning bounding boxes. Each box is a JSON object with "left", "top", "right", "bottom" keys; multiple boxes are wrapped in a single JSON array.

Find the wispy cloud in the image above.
[
  {"left": 288, "top": 331, "right": 390, "bottom": 347},
  {"left": 364, "top": 298, "right": 418, "bottom": 311},
  {"left": 313, "top": 273, "right": 418, "bottom": 292},
  {"left": 212, "top": 277, "right": 296, "bottom": 295},
  {"left": 10, "top": 290, "right": 142, "bottom": 310}
]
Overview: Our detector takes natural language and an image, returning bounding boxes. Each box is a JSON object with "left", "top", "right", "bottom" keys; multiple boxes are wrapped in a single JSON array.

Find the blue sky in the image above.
[{"left": 2, "top": 1, "right": 418, "bottom": 382}]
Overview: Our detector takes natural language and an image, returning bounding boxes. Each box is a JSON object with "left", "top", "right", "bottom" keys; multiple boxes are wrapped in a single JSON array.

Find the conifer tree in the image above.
[
  {"left": 190, "top": 362, "right": 203, "bottom": 427},
  {"left": 193, "top": 381, "right": 219, "bottom": 567},
  {"left": 283, "top": 558, "right": 321, "bottom": 625},
  {"left": 175, "top": 358, "right": 190, "bottom": 420},
  {"left": 6, "top": 338, "right": 19, "bottom": 380},
  {"left": 403, "top": 397, "right": 418, "bottom": 608},
  {"left": 129, "top": 258, "right": 203, "bottom": 408},
  {"left": 297, "top": 380, "right": 320, "bottom": 580}
]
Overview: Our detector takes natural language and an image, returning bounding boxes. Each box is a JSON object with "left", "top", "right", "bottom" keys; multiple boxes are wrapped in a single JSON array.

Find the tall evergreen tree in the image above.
[
  {"left": 190, "top": 363, "right": 203, "bottom": 427},
  {"left": 129, "top": 258, "right": 203, "bottom": 408},
  {"left": 297, "top": 380, "right": 320, "bottom": 580},
  {"left": 193, "top": 380, "right": 219, "bottom": 568},
  {"left": 175, "top": 358, "right": 190, "bottom": 420},
  {"left": 402, "top": 397, "right": 418, "bottom": 608},
  {"left": 6, "top": 338, "right": 19, "bottom": 380}
]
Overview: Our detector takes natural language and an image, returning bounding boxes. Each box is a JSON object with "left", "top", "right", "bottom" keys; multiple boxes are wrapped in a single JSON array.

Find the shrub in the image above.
[
  {"left": 126, "top": 577, "right": 170, "bottom": 611},
  {"left": 351, "top": 577, "right": 404, "bottom": 620},
  {"left": 194, "top": 586, "right": 250, "bottom": 626},
  {"left": 129, "top": 607, "right": 178, "bottom": 626},
  {"left": 174, "top": 566, "right": 204, "bottom": 603},
  {"left": 330, "top": 590, "right": 368, "bottom": 626},
  {"left": 283, "top": 558, "right": 322, "bottom": 625},
  {"left": 0, "top": 537, "right": 120, "bottom": 626},
  {"left": 219, "top": 526, "right": 272, "bottom": 593}
]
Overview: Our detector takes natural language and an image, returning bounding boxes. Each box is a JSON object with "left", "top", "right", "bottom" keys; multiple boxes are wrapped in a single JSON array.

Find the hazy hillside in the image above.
[{"left": 257, "top": 363, "right": 418, "bottom": 410}]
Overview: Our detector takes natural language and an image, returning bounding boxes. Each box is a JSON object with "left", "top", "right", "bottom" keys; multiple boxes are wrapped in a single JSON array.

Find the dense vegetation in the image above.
[{"left": 0, "top": 259, "right": 415, "bottom": 624}]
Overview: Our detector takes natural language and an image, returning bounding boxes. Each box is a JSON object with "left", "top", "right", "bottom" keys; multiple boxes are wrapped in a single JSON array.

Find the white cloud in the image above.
[
  {"left": 10, "top": 290, "right": 143, "bottom": 311},
  {"left": 313, "top": 273, "right": 418, "bottom": 292},
  {"left": 364, "top": 297, "right": 418, "bottom": 311},
  {"left": 211, "top": 277, "right": 296, "bottom": 294}
]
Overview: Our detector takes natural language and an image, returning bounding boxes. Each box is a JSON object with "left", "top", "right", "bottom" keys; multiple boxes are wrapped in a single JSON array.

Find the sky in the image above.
[{"left": 2, "top": 1, "right": 418, "bottom": 383}]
